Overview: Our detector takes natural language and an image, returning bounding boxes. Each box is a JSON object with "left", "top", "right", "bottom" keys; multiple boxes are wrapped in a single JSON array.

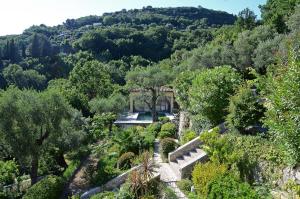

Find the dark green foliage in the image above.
[
  {"left": 113, "top": 127, "right": 154, "bottom": 155},
  {"left": 0, "top": 87, "right": 73, "bottom": 184},
  {"left": 0, "top": 160, "right": 19, "bottom": 186},
  {"left": 176, "top": 179, "right": 193, "bottom": 195},
  {"left": 235, "top": 8, "right": 257, "bottom": 30},
  {"left": 200, "top": 131, "right": 286, "bottom": 184},
  {"left": 159, "top": 122, "right": 176, "bottom": 139},
  {"left": 181, "top": 130, "right": 197, "bottom": 144},
  {"left": 260, "top": 0, "right": 300, "bottom": 33},
  {"left": 160, "top": 138, "right": 177, "bottom": 160},
  {"left": 145, "top": 123, "right": 161, "bottom": 137},
  {"left": 3, "top": 64, "right": 46, "bottom": 90},
  {"left": 62, "top": 160, "right": 80, "bottom": 180},
  {"left": 118, "top": 152, "right": 135, "bottom": 170},
  {"left": 23, "top": 175, "right": 64, "bottom": 199},
  {"left": 126, "top": 65, "right": 173, "bottom": 121},
  {"left": 158, "top": 117, "right": 170, "bottom": 124},
  {"left": 28, "top": 33, "right": 53, "bottom": 58},
  {"left": 189, "top": 66, "right": 242, "bottom": 127},
  {"left": 91, "top": 155, "right": 121, "bottom": 186},
  {"left": 89, "top": 93, "right": 127, "bottom": 114},
  {"left": 263, "top": 51, "right": 300, "bottom": 164},
  {"left": 207, "top": 174, "right": 259, "bottom": 199},
  {"left": 173, "top": 71, "right": 198, "bottom": 110},
  {"left": 69, "top": 60, "right": 113, "bottom": 99},
  {"left": 227, "top": 84, "right": 265, "bottom": 134}
]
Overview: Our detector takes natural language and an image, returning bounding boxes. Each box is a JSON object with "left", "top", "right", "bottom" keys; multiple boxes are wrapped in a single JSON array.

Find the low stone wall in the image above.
[
  {"left": 81, "top": 165, "right": 142, "bottom": 199},
  {"left": 168, "top": 137, "right": 202, "bottom": 162},
  {"left": 180, "top": 153, "right": 208, "bottom": 179},
  {"left": 81, "top": 164, "right": 160, "bottom": 199}
]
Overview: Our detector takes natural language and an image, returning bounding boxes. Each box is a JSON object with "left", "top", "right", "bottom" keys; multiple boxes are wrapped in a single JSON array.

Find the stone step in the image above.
[
  {"left": 180, "top": 149, "right": 206, "bottom": 168},
  {"left": 169, "top": 147, "right": 207, "bottom": 180},
  {"left": 175, "top": 148, "right": 203, "bottom": 166},
  {"left": 168, "top": 161, "right": 181, "bottom": 180}
]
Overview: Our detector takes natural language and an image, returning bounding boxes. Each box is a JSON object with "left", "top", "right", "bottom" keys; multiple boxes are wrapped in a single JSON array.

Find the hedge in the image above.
[
  {"left": 23, "top": 175, "right": 64, "bottom": 199},
  {"left": 160, "top": 138, "right": 177, "bottom": 160}
]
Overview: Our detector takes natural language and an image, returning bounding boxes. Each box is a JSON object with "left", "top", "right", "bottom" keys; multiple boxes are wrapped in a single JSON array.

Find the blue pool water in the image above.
[{"left": 137, "top": 112, "right": 166, "bottom": 121}]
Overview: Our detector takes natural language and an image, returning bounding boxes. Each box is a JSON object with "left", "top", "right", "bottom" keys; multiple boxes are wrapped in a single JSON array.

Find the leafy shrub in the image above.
[
  {"left": 199, "top": 128, "right": 238, "bottom": 164},
  {"left": 161, "top": 122, "right": 176, "bottom": 135},
  {"left": 162, "top": 187, "right": 178, "bottom": 199},
  {"left": 177, "top": 179, "right": 193, "bottom": 195},
  {"left": 192, "top": 162, "right": 227, "bottom": 196},
  {"left": 189, "top": 66, "right": 242, "bottom": 127},
  {"left": 226, "top": 84, "right": 265, "bottom": 134},
  {"left": 90, "top": 191, "right": 115, "bottom": 199},
  {"left": 0, "top": 160, "right": 19, "bottom": 186},
  {"left": 23, "top": 175, "right": 64, "bottom": 199},
  {"left": 63, "top": 160, "right": 80, "bottom": 180},
  {"left": 207, "top": 174, "right": 259, "bottom": 199},
  {"left": 158, "top": 131, "right": 174, "bottom": 139},
  {"left": 146, "top": 123, "right": 161, "bottom": 137},
  {"left": 90, "top": 155, "right": 120, "bottom": 186},
  {"left": 158, "top": 117, "right": 170, "bottom": 124},
  {"left": 181, "top": 130, "right": 197, "bottom": 144},
  {"left": 160, "top": 138, "right": 177, "bottom": 160},
  {"left": 263, "top": 53, "right": 300, "bottom": 164},
  {"left": 118, "top": 152, "right": 135, "bottom": 170},
  {"left": 159, "top": 122, "right": 176, "bottom": 139}
]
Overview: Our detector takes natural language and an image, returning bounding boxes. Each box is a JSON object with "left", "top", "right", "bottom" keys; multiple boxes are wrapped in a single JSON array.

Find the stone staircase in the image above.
[{"left": 168, "top": 137, "right": 208, "bottom": 180}]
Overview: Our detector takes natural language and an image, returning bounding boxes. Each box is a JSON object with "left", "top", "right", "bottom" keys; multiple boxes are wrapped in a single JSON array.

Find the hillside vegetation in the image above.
[{"left": 0, "top": 1, "right": 300, "bottom": 198}]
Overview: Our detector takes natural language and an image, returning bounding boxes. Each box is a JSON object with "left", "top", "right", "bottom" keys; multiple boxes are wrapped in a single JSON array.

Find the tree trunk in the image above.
[
  {"left": 56, "top": 151, "right": 68, "bottom": 169},
  {"left": 151, "top": 90, "right": 158, "bottom": 122},
  {"left": 109, "top": 122, "right": 113, "bottom": 136},
  {"left": 30, "top": 155, "right": 39, "bottom": 185}
]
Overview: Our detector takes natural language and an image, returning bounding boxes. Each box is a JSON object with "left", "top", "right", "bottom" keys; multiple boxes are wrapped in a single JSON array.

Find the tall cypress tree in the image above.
[
  {"left": 9, "top": 39, "right": 18, "bottom": 63},
  {"left": 31, "top": 33, "right": 40, "bottom": 58}
]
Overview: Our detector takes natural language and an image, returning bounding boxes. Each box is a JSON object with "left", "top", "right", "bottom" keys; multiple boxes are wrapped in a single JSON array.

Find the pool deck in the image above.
[{"left": 114, "top": 112, "right": 174, "bottom": 125}]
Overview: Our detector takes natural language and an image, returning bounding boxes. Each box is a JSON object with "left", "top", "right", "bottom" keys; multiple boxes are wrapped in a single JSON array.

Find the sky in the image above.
[{"left": 0, "top": 0, "right": 266, "bottom": 36}]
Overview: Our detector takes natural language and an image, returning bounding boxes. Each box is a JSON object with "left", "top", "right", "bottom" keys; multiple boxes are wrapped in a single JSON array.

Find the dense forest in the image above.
[{"left": 0, "top": 0, "right": 300, "bottom": 198}]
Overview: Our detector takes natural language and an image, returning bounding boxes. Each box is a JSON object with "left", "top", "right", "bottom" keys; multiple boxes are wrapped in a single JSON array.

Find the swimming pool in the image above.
[{"left": 137, "top": 112, "right": 166, "bottom": 121}]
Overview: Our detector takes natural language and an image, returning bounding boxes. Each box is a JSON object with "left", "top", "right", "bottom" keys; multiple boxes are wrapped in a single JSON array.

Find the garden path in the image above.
[{"left": 153, "top": 139, "right": 188, "bottom": 199}]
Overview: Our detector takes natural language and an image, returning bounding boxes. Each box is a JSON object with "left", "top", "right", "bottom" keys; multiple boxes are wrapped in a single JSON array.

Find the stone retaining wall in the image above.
[{"left": 168, "top": 137, "right": 202, "bottom": 162}]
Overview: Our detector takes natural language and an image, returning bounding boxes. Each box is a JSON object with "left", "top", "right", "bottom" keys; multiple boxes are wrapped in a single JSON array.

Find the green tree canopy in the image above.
[
  {"left": 69, "top": 60, "right": 113, "bottom": 99},
  {"left": 3, "top": 64, "right": 46, "bottom": 90},
  {"left": 235, "top": 8, "right": 257, "bottom": 30},
  {"left": 0, "top": 87, "right": 73, "bottom": 184},
  {"left": 126, "top": 65, "right": 173, "bottom": 121},
  {"left": 189, "top": 66, "right": 242, "bottom": 128},
  {"left": 263, "top": 50, "right": 300, "bottom": 164},
  {"left": 226, "top": 84, "right": 265, "bottom": 134}
]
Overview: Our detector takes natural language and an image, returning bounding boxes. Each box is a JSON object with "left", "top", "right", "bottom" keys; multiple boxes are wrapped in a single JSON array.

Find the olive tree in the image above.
[
  {"left": 126, "top": 65, "right": 173, "bottom": 121},
  {"left": 0, "top": 87, "right": 73, "bottom": 184}
]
